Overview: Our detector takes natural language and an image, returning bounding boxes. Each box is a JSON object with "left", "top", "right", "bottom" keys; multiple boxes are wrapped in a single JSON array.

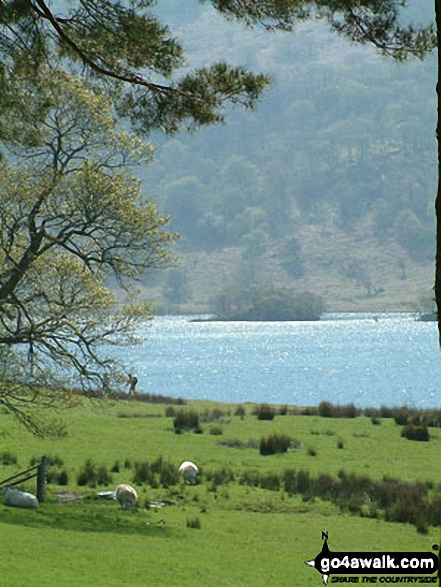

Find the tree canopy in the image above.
[{"left": 0, "top": 67, "right": 177, "bottom": 432}]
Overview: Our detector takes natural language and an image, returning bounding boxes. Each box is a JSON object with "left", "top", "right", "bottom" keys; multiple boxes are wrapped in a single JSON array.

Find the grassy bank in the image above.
[{"left": 0, "top": 397, "right": 439, "bottom": 586}]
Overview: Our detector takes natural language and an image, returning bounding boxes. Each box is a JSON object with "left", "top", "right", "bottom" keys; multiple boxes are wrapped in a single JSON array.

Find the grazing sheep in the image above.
[
  {"left": 0, "top": 487, "right": 39, "bottom": 509},
  {"left": 115, "top": 484, "right": 138, "bottom": 509},
  {"left": 178, "top": 461, "right": 198, "bottom": 485}
]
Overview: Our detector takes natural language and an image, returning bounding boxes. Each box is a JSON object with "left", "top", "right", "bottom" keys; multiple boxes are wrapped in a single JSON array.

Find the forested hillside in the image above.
[{"left": 137, "top": 0, "right": 437, "bottom": 314}]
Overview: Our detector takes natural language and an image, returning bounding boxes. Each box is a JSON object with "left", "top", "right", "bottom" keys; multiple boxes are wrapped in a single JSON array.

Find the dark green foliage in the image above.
[
  {"left": 173, "top": 409, "right": 202, "bottom": 433},
  {"left": 401, "top": 424, "right": 429, "bottom": 441},
  {"left": 77, "top": 460, "right": 112, "bottom": 487},
  {"left": 296, "top": 470, "right": 311, "bottom": 494},
  {"left": 254, "top": 404, "right": 275, "bottom": 421},
  {"left": 394, "top": 408, "right": 410, "bottom": 426},
  {"left": 259, "top": 433, "right": 292, "bottom": 455},
  {"left": 216, "top": 438, "right": 260, "bottom": 449},
  {"left": 234, "top": 405, "right": 246, "bottom": 418},
  {"left": 1, "top": 451, "right": 17, "bottom": 465},
  {"left": 133, "top": 457, "right": 179, "bottom": 488},
  {"left": 209, "top": 426, "right": 223, "bottom": 435},
  {"left": 133, "top": 461, "right": 154, "bottom": 486},
  {"left": 48, "top": 467, "right": 69, "bottom": 486},
  {"left": 259, "top": 472, "right": 281, "bottom": 491},
  {"left": 213, "top": 285, "right": 325, "bottom": 321},
  {"left": 283, "top": 469, "right": 296, "bottom": 495},
  {"left": 318, "top": 401, "right": 359, "bottom": 418},
  {"left": 186, "top": 517, "right": 201, "bottom": 529},
  {"left": 57, "top": 469, "right": 69, "bottom": 486},
  {"left": 206, "top": 466, "right": 235, "bottom": 486},
  {"left": 318, "top": 401, "right": 333, "bottom": 417}
]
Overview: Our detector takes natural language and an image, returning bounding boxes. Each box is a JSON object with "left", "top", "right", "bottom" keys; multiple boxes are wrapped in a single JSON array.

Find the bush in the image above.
[
  {"left": 394, "top": 408, "right": 410, "bottom": 426},
  {"left": 401, "top": 424, "right": 429, "bottom": 441},
  {"left": 283, "top": 469, "right": 297, "bottom": 495},
  {"left": 318, "top": 401, "right": 358, "bottom": 418},
  {"left": 173, "top": 409, "right": 202, "bottom": 433},
  {"left": 1, "top": 451, "right": 17, "bottom": 465},
  {"left": 58, "top": 469, "right": 69, "bottom": 486},
  {"left": 187, "top": 517, "right": 201, "bottom": 529},
  {"left": 254, "top": 404, "right": 276, "bottom": 421},
  {"left": 77, "top": 459, "right": 112, "bottom": 487},
  {"left": 259, "top": 433, "right": 292, "bottom": 455},
  {"left": 133, "top": 461, "right": 154, "bottom": 485},
  {"left": 234, "top": 405, "right": 246, "bottom": 418},
  {"left": 206, "top": 467, "right": 235, "bottom": 486},
  {"left": 259, "top": 473, "right": 281, "bottom": 491},
  {"left": 318, "top": 401, "right": 333, "bottom": 417}
]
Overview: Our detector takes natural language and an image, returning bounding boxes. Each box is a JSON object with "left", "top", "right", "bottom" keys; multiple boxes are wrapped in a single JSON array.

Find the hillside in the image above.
[
  {"left": 139, "top": 214, "right": 435, "bottom": 314},
  {"left": 134, "top": 1, "right": 437, "bottom": 315}
]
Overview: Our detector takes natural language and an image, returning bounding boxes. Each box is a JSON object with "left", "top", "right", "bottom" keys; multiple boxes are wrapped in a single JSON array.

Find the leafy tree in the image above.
[
  {"left": 0, "top": 69, "right": 175, "bottom": 432},
  {"left": 0, "top": 1, "right": 271, "bottom": 430},
  {"left": 0, "top": 0, "right": 270, "bottom": 136}
]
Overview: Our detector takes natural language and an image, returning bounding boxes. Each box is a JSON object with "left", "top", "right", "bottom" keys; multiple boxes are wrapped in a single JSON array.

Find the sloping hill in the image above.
[{"left": 139, "top": 215, "right": 435, "bottom": 314}]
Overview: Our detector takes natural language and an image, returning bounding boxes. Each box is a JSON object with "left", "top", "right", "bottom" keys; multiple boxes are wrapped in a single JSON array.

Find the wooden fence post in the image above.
[{"left": 36, "top": 456, "right": 47, "bottom": 503}]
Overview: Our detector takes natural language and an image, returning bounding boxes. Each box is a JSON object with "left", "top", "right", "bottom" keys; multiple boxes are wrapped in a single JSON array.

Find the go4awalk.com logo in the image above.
[{"left": 305, "top": 532, "right": 438, "bottom": 585}]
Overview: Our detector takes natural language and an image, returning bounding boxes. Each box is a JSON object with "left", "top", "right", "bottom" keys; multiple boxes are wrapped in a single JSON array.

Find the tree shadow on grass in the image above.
[{"left": 0, "top": 499, "right": 176, "bottom": 537}]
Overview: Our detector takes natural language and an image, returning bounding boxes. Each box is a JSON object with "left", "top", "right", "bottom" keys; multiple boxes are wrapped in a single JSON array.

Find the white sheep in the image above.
[
  {"left": 178, "top": 461, "right": 198, "bottom": 485},
  {"left": 0, "top": 487, "right": 39, "bottom": 509},
  {"left": 115, "top": 484, "right": 138, "bottom": 509}
]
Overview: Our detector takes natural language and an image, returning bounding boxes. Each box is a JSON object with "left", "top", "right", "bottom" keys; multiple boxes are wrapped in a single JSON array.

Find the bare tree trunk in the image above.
[{"left": 435, "top": 0, "right": 441, "bottom": 346}]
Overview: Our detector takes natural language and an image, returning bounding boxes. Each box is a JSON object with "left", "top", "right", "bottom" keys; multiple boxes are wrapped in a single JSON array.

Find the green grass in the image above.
[{"left": 0, "top": 399, "right": 440, "bottom": 586}]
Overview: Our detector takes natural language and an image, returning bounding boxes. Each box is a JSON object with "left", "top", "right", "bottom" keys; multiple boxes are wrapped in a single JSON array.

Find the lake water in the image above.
[{"left": 119, "top": 313, "right": 441, "bottom": 409}]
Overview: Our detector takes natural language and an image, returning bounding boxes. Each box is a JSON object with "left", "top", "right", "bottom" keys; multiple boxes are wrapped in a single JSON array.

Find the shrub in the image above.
[
  {"left": 318, "top": 401, "right": 333, "bottom": 417},
  {"left": 259, "top": 433, "right": 292, "bottom": 455},
  {"left": 296, "top": 470, "right": 311, "bottom": 494},
  {"left": 58, "top": 469, "right": 69, "bottom": 486},
  {"left": 133, "top": 461, "right": 154, "bottom": 485},
  {"left": 209, "top": 426, "right": 223, "bottom": 436},
  {"left": 318, "top": 401, "right": 359, "bottom": 418},
  {"left": 77, "top": 459, "right": 112, "bottom": 487},
  {"left": 1, "top": 451, "right": 17, "bottom": 465},
  {"left": 187, "top": 517, "right": 201, "bottom": 529},
  {"left": 307, "top": 447, "right": 317, "bottom": 456},
  {"left": 254, "top": 404, "right": 276, "bottom": 421},
  {"left": 239, "top": 469, "right": 261, "bottom": 487},
  {"left": 394, "top": 408, "right": 410, "bottom": 426},
  {"left": 206, "top": 467, "right": 235, "bottom": 486},
  {"left": 173, "top": 409, "right": 202, "bottom": 433},
  {"left": 401, "top": 424, "right": 429, "bottom": 441},
  {"left": 337, "top": 439, "right": 344, "bottom": 449},
  {"left": 259, "top": 473, "right": 281, "bottom": 491},
  {"left": 283, "top": 469, "right": 296, "bottom": 495},
  {"left": 234, "top": 405, "right": 246, "bottom": 418}
]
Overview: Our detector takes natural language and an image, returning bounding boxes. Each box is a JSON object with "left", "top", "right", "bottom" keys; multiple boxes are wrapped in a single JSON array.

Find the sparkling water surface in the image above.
[{"left": 118, "top": 314, "right": 441, "bottom": 409}]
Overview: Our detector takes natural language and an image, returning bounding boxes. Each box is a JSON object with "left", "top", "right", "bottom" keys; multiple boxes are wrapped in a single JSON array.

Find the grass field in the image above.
[{"left": 0, "top": 398, "right": 439, "bottom": 586}]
